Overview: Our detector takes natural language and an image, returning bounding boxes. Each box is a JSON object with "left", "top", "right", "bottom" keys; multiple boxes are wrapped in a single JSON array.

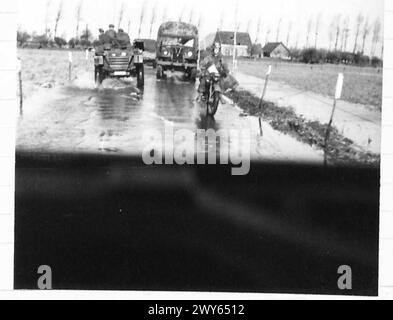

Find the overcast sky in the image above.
[{"left": 17, "top": 0, "right": 384, "bottom": 55}]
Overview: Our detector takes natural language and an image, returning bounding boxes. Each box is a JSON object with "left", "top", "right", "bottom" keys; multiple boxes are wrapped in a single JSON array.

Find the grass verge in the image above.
[{"left": 227, "top": 89, "right": 380, "bottom": 166}]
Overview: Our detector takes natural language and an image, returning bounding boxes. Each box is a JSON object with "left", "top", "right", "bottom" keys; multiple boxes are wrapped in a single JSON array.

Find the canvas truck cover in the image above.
[{"left": 157, "top": 21, "right": 198, "bottom": 39}]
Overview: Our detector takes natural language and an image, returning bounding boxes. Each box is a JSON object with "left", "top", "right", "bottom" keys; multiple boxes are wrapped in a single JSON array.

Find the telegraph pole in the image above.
[{"left": 232, "top": 0, "right": 239, "bottom": 74}]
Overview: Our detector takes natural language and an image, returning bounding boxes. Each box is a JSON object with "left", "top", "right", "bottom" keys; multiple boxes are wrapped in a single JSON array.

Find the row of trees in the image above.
[
  {"left": 20, "top": 0, "right": 203, "bottom": 48},
  {"left": 18, "top": 0, "right": 383, "bottom": 65},
  {"left": 17, "top": 29, "right": 94, "bottom": 49},
  {"left": 225, "top": 11, "right": 382, "bottom": 59},
  {"left": 290, "top": 48, "right": 383, "bottom": 67}
]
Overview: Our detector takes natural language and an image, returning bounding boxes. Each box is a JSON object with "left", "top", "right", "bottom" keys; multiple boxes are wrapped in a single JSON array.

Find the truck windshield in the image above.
[{"left": 161, "top": 37, "right": 194, "bottom": 47}]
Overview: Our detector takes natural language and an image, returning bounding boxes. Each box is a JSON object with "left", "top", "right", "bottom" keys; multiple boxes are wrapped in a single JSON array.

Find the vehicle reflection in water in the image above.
[{"left": 17, "top": 69, "right": 225, "bottom": 156}]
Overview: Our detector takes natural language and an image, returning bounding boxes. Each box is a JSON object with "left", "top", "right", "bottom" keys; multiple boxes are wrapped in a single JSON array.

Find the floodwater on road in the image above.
[{"left": 17, "top": 68, "right": 323, "bottom": 163}]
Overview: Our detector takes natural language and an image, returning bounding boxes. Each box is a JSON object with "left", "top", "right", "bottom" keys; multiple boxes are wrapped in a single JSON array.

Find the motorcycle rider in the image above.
[{"left": 197, "top": 42, "right": 229, "bottom": 104}]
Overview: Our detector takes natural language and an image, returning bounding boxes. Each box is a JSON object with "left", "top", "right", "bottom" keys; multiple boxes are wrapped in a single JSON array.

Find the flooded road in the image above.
[{"left": 17, "top": 68, "right": 322, "bottom": 163}]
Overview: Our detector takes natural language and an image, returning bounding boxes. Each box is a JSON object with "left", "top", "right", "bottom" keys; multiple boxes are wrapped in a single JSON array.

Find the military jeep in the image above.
[{"left": 94, "top": 39, "right": 145, "bottom": 88}]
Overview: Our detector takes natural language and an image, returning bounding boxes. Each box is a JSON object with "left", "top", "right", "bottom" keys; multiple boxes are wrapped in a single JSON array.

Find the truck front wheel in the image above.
[
  {"left": 190, "top": 67, "right": 197, "bottom": 82},
  {"left": 156, "top": 65, "right": 163, "bottom": 79}
]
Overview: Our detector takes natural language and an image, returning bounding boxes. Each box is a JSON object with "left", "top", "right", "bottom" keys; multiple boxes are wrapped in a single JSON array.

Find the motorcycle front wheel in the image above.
[
  {"left": 95, "top": 66, "right": 105, "bottom": 85},
  {"left": 136, "top": 64, "right": 144, "bottom": 88},
  {"left": 206, "top": 91, "right": 220, "bottom": 117}
]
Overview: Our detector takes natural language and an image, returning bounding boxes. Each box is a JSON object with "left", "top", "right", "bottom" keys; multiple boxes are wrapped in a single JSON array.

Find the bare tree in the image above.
[
  {"left": 255, "top": 16, "right": 262, "bottom": 43},
  {"left": 247, "top": 19, "right": 252, "bottom": 34},
  {"left": 197, "top": 14, "right": 203, "bottom": 30},
  {"left": 328, "top": 19, "right": 335, "bottom": 51},
  {"left": 305, "top": 17, "right": 313, "bottom": 48},
  {"left": 236, "top": 21, "right": 241, "bottom": 32},
  {"left": 333, "top": 14, "right": 342, "bottom": 51},
  {"left": 361, "top": 17, "right": 370, "bottom": 54},
  {"left": 138, "top": 1, "right": 147, "bottom": 37},
  {"left": 188, "top": 8, "right": 195, "bottom": 24},
  {"left": 286, "top": 20, "right": 292, "bottom": 47},
  {"left": 353, "top": 13, "right": 364, "bottom": 53},
  {"left": 340, "top": 17, "right": 349, "bottom": 51},
  {"left": 149, "top": 3, "right": 157, "bottom": 38},
  {"left": 219, "top": 12, "right": 225, "bottom": 30},
  {"left": 53, "top": 0, "right": 64, "bottom": 39},
  {"left": 44, "top": 0, "right": 51, "bottom": 38},
  {"left": 371, "top": 18, "right": 381, "bottom": 57},
  {"left": 162, "top": 5, "right": 168, "bottom": 22},
  {"left": 342, "top": 17, "right": 350, "bottom": 52},
  {"left": 294, "top": 32, "right": 300, "bottom": 49},
  {"left": 178, "top": 5, "right": 186, "bottom": 22},
  {"left": 276, "top": 17, "right": 282, "bottom": 42},
  {"left": 75, "top": 0, "right": 83, "bottom": 40},
  {"left": 265, "top": 28, "right": 271, "bottom": 44},
  {"left": 118, "top": 2, "right": 125, "bottom": 29},
  {"left": 314, "top": 13, "right": 322, "bottom": 48}
]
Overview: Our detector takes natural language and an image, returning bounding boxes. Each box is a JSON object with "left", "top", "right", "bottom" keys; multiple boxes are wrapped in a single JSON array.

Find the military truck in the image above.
[
  {"left": 94, "top": 39, "right": 145, "bottom": 87},
  {"left": 155, "top": 21, "right": 199, "bottom": 81}
]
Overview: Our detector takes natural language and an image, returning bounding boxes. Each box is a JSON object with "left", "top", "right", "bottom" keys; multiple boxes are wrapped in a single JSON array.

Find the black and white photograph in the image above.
[{"left": 12, "top": 0, "right": 384, "bottom": 296}]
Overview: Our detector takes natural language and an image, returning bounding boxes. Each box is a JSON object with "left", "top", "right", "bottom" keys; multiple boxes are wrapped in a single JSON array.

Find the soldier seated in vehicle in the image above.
[
  {"left": 105, "top": 24, "right": 119, "bottom": 47},
  {"left": 98, "top": 28, "right": 110, "bottom": 44},
  {"left": 117, "top": 28, "right": 131, "bottom": 49},
  {"left": 197, "top": 42, "right": 229, "bottom": 104},
  {"left": 95, "top": 28, "right": 107, "bottom": 53}
]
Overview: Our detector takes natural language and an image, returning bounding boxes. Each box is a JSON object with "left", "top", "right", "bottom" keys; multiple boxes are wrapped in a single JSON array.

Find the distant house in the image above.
[
  {"left": 205, "top": 31, "right": 252, "bottom": 57},
  {"left": 263, "top": 42, "right": 291, "bottom": 59}
]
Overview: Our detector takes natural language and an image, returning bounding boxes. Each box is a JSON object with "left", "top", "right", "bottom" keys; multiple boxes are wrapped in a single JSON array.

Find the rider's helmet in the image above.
[{"left": 212, "top": 42, "right": 221, "bottom": 56}]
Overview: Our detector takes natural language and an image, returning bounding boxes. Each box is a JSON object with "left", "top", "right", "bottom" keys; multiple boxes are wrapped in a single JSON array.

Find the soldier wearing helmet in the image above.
[
  {"left": 98, "top": 28, "right": 110, "bottom": 45},
  {"left": 117, "top": 28, "right": 131, "bottom": 49},
  {"left": 105, "top": 24, "right": 118, "bottom": 47},
  {"left": 197, "top": 42, "right": 229, "bottom": 103}
]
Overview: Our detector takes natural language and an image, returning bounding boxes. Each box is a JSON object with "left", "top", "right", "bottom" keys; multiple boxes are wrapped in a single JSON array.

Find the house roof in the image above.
[
  {"left": 263, "top": 42, "right": 290, "bottom": 54},
  {"left": 215, "top": 31, "right": 252, "bottom": 47}
]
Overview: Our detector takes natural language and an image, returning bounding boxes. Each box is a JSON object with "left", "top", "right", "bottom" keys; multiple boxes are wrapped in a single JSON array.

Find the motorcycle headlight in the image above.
[
  {"left": 187, "top": 51, "right": 193, "bottom": 58},
  {"left": 162, "top": 49, "right": 169, "bottom": 56}
]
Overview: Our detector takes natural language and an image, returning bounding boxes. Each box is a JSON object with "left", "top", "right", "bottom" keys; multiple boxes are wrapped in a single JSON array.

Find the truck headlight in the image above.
[{"left": 187, "top": 51, "right": 193, "bottom": 58}]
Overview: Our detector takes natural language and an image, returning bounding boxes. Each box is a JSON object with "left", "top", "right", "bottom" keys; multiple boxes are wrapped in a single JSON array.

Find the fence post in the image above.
[
  {"left": 17, "top": 58, "right": 23, "bottom": 116},
  {"left": 258, "top": 65, "right": 272, "bottom": 136},
  {"left": 324, "top": 73, "right": 344, "bottom": 166},
  {"left": 85, "top": 49, "right": 89, "bottom": 70},
  {"left": 68, "top": 52, "right": 73, "bottom": 81}
]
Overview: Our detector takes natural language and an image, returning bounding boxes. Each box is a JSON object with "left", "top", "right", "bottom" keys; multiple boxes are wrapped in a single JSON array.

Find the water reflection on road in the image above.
[{"left": 16, "top": 68, "right": 323, "bottom": 163}]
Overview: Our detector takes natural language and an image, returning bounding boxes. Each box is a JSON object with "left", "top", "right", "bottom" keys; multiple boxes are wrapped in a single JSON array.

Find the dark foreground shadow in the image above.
[{"left": 14, "top": 152, "right": 379, "bottom": 295}]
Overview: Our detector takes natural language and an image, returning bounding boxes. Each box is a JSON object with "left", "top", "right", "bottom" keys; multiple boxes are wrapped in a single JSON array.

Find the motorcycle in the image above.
[{"left": 203, "top": 64, "right": 222, "bottom": 117}]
